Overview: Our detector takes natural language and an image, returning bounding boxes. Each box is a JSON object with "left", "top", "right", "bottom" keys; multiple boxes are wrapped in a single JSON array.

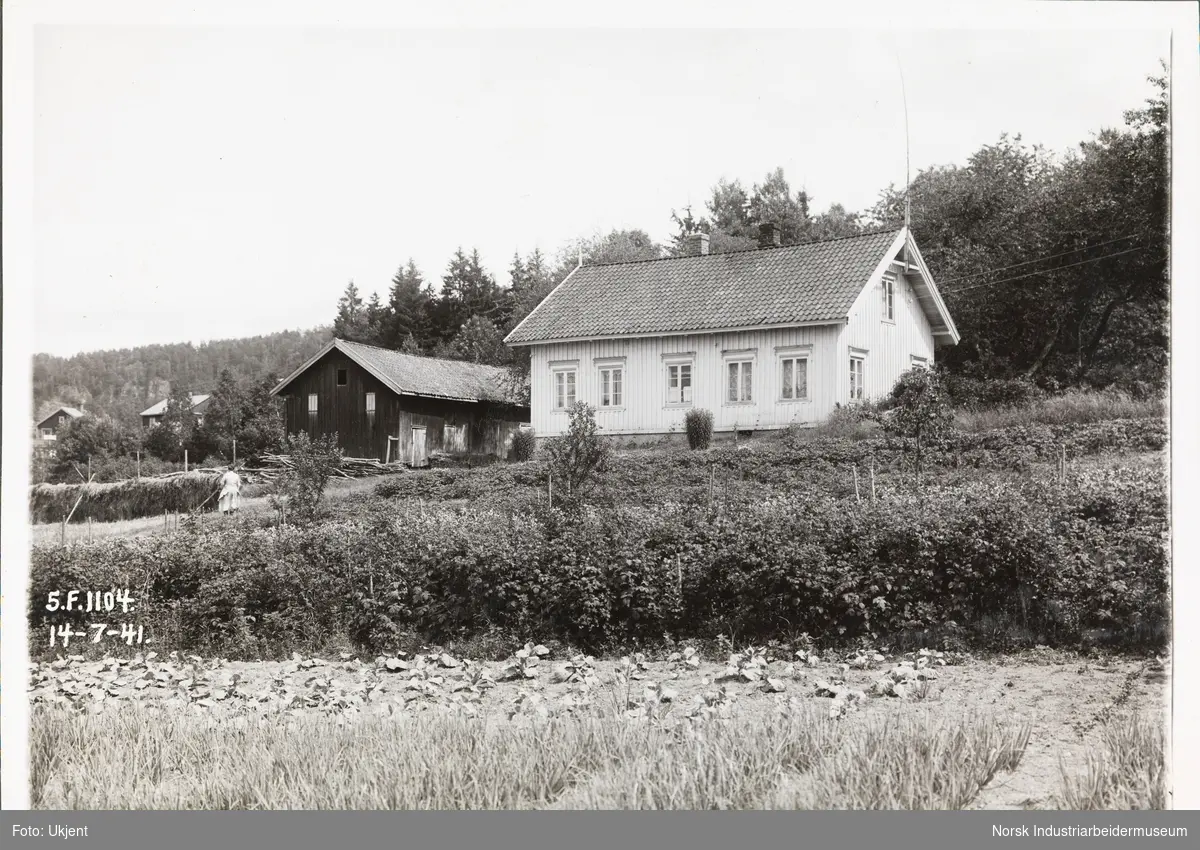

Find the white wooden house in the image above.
[
  {"left": 140, "top": 394, "right": 211, "bottom": 430},
  {"left": 504, "top": 224, "right": 959, "bottom": 442}
]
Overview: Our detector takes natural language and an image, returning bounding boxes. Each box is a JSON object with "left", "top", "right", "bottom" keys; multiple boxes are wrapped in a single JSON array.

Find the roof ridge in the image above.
[
  {"left": 588, "top": 226, "right": 902, "bottom": 269},
  {"left": 338, "top": 337, "right": 508, "bottom": 372}
]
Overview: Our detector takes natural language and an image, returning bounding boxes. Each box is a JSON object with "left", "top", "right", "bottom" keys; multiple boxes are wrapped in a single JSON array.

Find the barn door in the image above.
[
  {"left": 443, "top": 423, "right": 467, "bottom": 454},
  {"left": 410, "top": 427, "right": 428, "bottom": 467}
]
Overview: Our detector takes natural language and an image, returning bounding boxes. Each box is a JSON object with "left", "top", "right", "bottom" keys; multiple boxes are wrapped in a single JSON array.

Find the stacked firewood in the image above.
[{"left": 237, "top": 454, "right": 406, "bottom": 482}]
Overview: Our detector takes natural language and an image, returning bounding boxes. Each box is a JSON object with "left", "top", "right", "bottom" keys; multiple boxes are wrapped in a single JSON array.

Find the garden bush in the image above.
[
  {"left": 685, "top": 409, "right": 714, "bottom": 450},
  {"left": 511, "top": 428, "right": 537, "bottom": 462}
]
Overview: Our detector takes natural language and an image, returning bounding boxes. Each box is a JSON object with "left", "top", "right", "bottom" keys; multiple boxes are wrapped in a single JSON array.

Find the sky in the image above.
[{"left": 31, "top": 24, "right": 1169, "bottom": 357}]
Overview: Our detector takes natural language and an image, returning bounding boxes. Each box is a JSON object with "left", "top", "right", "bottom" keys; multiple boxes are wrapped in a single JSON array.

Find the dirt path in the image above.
[
  {"left": 29, "top": 474, "right": 397, "bottom": 544},
  {"left": 966, "top": 653, "right": 1167, "bottom": 809}
]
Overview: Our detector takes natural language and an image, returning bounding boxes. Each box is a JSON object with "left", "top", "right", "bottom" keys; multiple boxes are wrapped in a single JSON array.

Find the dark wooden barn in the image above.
[{"left": 270, "top": 338, "right": 530, "bottom": 464}]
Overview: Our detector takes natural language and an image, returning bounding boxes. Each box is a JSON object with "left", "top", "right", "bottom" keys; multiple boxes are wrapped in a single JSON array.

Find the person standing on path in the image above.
[{"left": 218, "top": 465, "right": 242, "bottom": 516}]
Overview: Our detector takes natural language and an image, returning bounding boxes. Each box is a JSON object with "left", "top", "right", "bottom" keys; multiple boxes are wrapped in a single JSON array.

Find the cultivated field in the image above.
[
  {"left": 29, "top": 646, "right": 1166, "bottom": 809},
  {"left": 27, "top": 404, "right": 1171, "bottom": 810}
]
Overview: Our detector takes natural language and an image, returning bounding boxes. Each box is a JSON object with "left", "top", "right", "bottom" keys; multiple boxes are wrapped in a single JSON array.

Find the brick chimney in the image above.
[
  {"left": 683, "top": 232, "right": 710, "bottom": 256},
  {"left": 758, "top": 222, "right": 781, "bottom": 248}
]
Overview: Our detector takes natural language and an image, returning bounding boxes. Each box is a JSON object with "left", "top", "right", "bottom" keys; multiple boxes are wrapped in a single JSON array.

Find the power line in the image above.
[
  {"left": 935, "top": 232, "right": 1148, "bottom": 286},
  {"left": 941, "top": 244, "right": 1151, "bottom": 295}
]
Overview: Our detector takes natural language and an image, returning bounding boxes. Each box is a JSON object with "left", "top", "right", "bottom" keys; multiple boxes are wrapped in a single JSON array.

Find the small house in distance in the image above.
[
  {"left": 35, "top": 406, "right": 84, "bottom": 442},
  {"left": 270, "top": 338, "right": 530, "bottom": 465},
  {"left": 504, "top": 225, "right": 959, "bottom": 444},
  {"left": 140, "top": 394, "right": 212, "bottom": 430}
]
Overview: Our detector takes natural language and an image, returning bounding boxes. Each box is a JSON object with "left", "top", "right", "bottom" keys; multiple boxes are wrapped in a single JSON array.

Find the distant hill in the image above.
[{"left": 32, "top": 326, "right": 333, "bottom": 427}]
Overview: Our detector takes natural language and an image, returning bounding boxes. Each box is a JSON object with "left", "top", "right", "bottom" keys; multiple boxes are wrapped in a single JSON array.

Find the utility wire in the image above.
[
  {"left": 935, "top": 232, "right": 1148, "bottom": 286},
  {"left": 941, "top": 244, "right": 1151, "bottom": 295}
]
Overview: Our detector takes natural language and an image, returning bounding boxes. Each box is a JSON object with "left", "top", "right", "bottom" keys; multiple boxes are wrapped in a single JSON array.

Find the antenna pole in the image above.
[{"left": 896, "top": 52, "right": 911, "bottom": 267}]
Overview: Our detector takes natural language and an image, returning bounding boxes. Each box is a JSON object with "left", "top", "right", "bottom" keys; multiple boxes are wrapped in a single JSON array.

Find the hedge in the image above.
[{"left": 30, "top": 464, "right": 1168, "bottom": 657}]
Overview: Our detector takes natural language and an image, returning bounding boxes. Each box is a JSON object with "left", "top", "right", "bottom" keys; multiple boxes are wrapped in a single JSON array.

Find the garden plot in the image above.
[{"left": 28, "top": 645, "right": 1165, "bottom": 810}]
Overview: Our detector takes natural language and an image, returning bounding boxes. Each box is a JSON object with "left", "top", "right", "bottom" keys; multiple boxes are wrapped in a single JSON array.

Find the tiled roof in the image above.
[
  {"left": 505, "top": 229, "right": 904, "bottom": 344},
  {"left": 272, "top": 339, "right": 527, "bottom": 406},
  {"left": 140, "top": 394, "right": 211, "bottom": 418}
]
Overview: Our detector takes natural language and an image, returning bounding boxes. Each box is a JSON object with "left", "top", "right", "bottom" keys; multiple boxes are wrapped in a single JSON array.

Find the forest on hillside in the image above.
[{"left": 33, "top": 66, "right": 1167, "bottom": 430}]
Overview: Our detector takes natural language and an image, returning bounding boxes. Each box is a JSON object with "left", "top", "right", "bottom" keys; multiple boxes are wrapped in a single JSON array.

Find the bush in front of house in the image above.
[
  {"left": 511, "top": 428, "right": 537, "bottom": 462},
  {"left": 269, "top": 432, "right": 343, "bottom": 524},
  {"left": 684, "top": 408, "right": 714, "bottom": 450},
  {"left": 544, "top": 403, "right": 610, "bottom": 499}
]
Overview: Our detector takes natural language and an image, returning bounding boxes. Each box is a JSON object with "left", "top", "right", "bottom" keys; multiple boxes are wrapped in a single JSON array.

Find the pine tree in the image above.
[
  {"left": 438, "top": 248, "right": 502, "bottom": 343},
  {"left": 333, "top": 281, "right": 371, "bottom": 342},
  {"left": 387, "top": 259, "right": 434, "bottom": 350}
]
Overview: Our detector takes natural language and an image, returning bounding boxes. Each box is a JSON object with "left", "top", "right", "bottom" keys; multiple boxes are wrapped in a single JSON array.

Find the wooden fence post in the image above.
[
  {"left": 184, "top": 450, "right": 189, "bottom": 473},
  {"left": 708, "top": 464, "right": 715, "bottom": 509},
  {"left": 870, "top": 459, "right": 876, "bottom": 503},
  {"left": 61, "top": 515, "right": 66, "bottom": 545},
  {"left": 136, "top": 450, "right": 141, "bottom": 481},
  {"left": 548, "top": 472, "right": 553, "bottom": 508},
  {"left": 853, "top": 464, "right": 861, "bottom": 504}
]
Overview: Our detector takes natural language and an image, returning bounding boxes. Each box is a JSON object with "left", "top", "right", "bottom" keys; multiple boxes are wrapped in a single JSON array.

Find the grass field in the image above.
[{"left": 28, "top": 647, "right": 1167, "bottom": 810}]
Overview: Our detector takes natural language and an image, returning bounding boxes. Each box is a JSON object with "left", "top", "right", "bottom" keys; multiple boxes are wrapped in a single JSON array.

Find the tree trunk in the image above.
[
  {"left": 1075, "top": 293, "right": 1131, "bottom": 384},
  {"left": 1023, "top": 324, "right": 1061, "bottom": 378}
]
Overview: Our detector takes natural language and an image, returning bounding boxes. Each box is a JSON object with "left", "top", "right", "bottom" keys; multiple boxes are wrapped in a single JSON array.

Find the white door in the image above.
[{"left": 410, "top": 427, "right": 427, "bottom": 467}]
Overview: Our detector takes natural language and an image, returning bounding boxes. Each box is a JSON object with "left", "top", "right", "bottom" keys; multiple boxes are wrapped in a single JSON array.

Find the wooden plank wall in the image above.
[
  {"left": 528, "top": 325, "right": 843, "bottom": 438},
  {"left": 841, "top": 261, "right": 937, "bottom": 403},
  {"left": 279, "top": 352, "right": 530, "bottom": 460}
]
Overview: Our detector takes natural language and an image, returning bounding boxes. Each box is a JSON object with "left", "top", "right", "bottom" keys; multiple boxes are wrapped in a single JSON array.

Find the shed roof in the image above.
[{"left": 271, "top": 338, "right": 527, "bottom": 406}]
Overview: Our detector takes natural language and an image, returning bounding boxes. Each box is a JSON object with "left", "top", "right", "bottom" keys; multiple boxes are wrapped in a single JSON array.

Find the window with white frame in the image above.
[
  {"left": 59, "top": 416, "right": 66, "bottom": 425},
  {"left": 882, "top": 274, "right": 896, "bottom": 321},
  {"left": 849, "top": 355, "right": 865, "bottom": 402},
  {"left": 42, "top": 428, "right": 53, "bottom": 438},
  {"left": 780, "top": 356, "right": 809, "bottom": 401},
  {"left": 308, "top": 393, "right": 318, "bottom": 415},
  {"left": 910, "top": 355, "right": 929, "bottom": 370},
  {"left": 366, "top": 392, "right": 376, "bottom": 413},
  {"left": 553, "top": 368, "right": 577, "bottom": 410},
  {"left": 598, "top": 365, "right": 623, "bottom": 408},
  {"left": 666, "top": 362, "right": 693, "bottom": 405},
  {"left": 726, "top": 360, "right": 753, "bottom": 403}
]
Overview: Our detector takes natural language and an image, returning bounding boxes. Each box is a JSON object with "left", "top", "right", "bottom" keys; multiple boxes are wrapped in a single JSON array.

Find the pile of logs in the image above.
[{"left": 237, "top": 454, "right": 407, "bottom": 482}]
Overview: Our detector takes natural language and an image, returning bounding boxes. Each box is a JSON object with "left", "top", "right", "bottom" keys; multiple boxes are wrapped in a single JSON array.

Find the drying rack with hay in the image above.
[{"left": 30, "top": 454, "right": 408, "bottom": 526}]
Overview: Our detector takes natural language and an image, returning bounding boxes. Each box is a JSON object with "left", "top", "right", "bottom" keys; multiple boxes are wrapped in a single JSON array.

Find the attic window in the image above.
[
  {"left": 337, "top": 369, "right": 348, "bottom": 386},
  {"left": 882, "top": 275, "right": 896, "bottom": 322}
]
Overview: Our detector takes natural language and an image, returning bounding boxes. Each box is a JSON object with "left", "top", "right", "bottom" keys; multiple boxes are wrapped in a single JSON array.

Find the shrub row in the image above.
[
  {"left": 371, "top": 418, "right": 1167, "bottom": 506},
  {"left": 31, "top": 465, "right": 1168, "bottom": 657}
]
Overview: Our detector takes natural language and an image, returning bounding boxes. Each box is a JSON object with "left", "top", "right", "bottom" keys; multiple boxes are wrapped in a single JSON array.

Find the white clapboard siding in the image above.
[
  {"left": 838, "top": 262, "right": 937, "bottom": 405},
  {"left": 530, "top": 325, "right": 844, "bottom": 437}
]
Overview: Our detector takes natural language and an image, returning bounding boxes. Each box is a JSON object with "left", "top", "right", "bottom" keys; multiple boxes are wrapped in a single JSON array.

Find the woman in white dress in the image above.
[{"left": 218, "top": 466, "right": 242, "bottom": 516}]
